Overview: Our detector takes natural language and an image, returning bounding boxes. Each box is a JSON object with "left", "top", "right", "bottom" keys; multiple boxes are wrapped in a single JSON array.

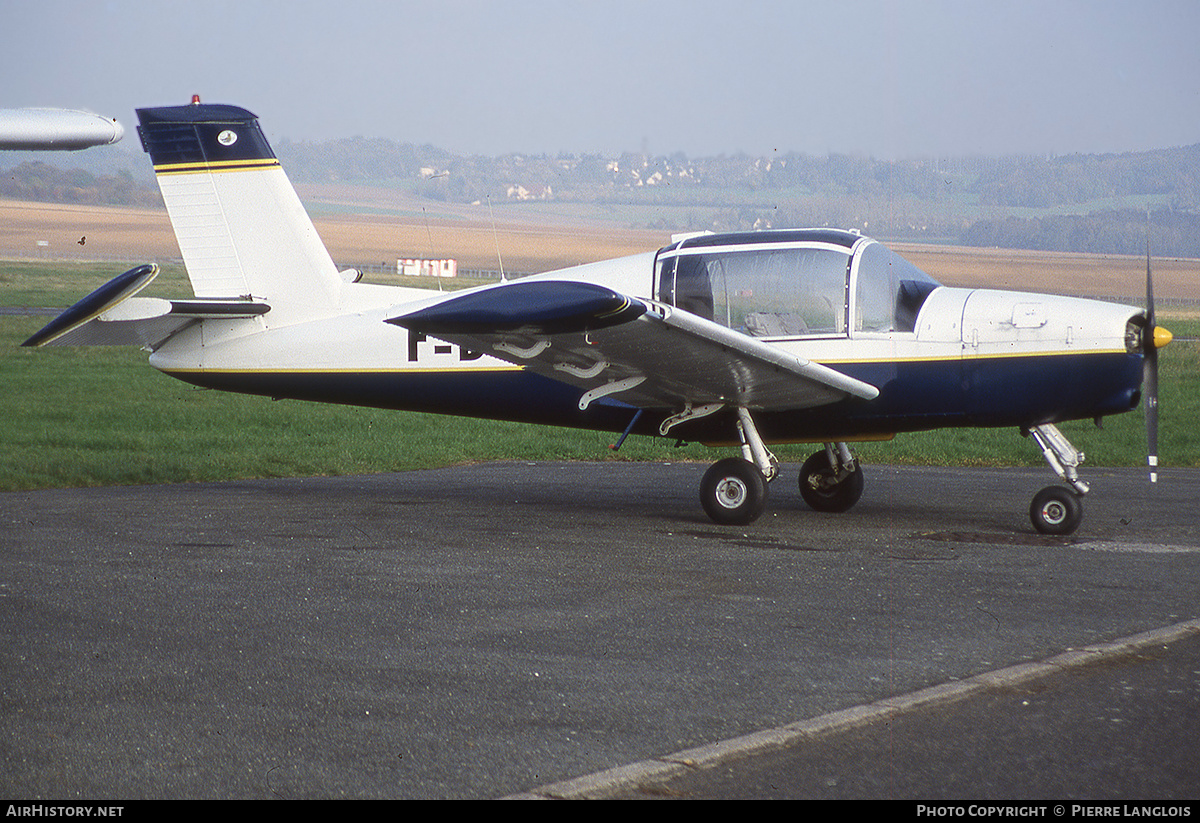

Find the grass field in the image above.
[{"left": 3, "top": 254, "right": 1197, "bottom": 492}]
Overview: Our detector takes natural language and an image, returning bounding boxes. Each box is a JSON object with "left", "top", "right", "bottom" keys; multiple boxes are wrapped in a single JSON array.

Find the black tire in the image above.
[
  {"left": 700, "top": 458, "right": 768, "bottom": 525},
  {"left": 1030, "top": 486, "right": 1084, "bottom": 535},
  {"left": 798, "top": 450, "right": 865, "bottom": 513}
]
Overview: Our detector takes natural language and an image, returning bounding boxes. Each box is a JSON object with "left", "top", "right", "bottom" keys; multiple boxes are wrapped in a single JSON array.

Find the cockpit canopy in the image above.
[{"left": 654, "top": 229, "right": 940, "bottom": 337}]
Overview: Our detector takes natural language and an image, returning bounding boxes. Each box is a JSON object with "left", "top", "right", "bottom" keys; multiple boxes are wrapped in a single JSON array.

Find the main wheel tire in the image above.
[
  {"left": 798, "top": 450, "right": 865, "bottom": 513},
  {"left": 1030, "top": 486, "right": 1084, "bottom": 535},
  {"left": 700, "top": 458, "right": 768, "bottom": 525}
]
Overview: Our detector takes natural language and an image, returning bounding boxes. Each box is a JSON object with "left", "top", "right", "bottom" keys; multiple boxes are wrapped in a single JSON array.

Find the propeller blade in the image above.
[
  {"left": 1144, "top": 238, "right": 1159, "bottom": 484},
  {"left": 1146, "top": 234, "right": 1156, "bottom": 331},
  {"left": 1145, "top": 340, "right": 1159, "bottom": 484}
]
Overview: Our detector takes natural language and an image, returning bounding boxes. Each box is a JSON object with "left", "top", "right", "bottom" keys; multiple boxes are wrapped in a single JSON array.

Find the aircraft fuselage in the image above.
[{"left": 148, "top": 250, "right": 1145, "bottom": 446}]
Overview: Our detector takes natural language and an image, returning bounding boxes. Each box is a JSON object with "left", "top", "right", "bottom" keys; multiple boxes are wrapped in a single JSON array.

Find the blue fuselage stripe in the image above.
[{"left": 161, "top": 350, "right": 1143, "bottom": 442}]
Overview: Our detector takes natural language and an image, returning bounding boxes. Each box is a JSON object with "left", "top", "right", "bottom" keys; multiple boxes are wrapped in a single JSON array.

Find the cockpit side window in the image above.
[
  {"left": 852, "top": 242, "right": 941, "bottom": 333},
  {"left": 656, "top": 244, "right": 852, "bottom": 337},
  {"left": 656, "top": 252, "right": 715, "bottom": 321}
]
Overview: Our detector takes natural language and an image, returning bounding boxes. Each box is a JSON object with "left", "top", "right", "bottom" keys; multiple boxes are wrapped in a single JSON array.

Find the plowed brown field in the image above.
[{"left": 3, "top": 198, "right": 1196, "bottom": 300}]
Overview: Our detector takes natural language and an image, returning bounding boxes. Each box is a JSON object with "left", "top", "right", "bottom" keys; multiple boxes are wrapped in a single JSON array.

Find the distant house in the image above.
[
  {"left": 399, "top": 258, "right": 458, "bottom": 278},
  {"left": 506, "top": 183, "right": 552, "bottom": 200}
]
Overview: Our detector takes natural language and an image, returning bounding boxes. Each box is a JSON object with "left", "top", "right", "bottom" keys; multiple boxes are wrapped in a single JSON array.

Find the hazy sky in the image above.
[{"left": 3, "top": 0, "right": 1198, "bottom": 159}]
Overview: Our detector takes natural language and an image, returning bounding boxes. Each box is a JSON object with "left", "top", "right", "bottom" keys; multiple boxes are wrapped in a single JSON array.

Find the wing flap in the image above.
[{"left": 387, "top": 280, "right": 877, "bottom": 412}]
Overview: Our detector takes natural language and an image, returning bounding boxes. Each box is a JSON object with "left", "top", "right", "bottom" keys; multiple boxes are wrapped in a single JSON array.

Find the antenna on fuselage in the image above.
[
  {"left": 487, "top": 194, "right": 507, "bottom": 283},
  {"left": 423, "top": 207, "right": 442, "bottom": 293}
]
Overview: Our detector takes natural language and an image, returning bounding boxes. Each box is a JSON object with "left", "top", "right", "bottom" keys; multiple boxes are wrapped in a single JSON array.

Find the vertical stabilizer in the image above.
[{"left": 137, "top": 102, "right": 342, "bottom": 322}]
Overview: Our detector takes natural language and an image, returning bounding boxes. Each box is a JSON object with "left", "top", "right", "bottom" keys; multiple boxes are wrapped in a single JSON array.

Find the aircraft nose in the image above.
[{"left": 1153, "top": 325, "right": 1173, "bottom": 348}]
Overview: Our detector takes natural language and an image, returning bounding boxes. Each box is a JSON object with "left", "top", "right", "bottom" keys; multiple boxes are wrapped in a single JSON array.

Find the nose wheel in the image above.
[
  {"left": 1027, "top": 424, "right": 1087, "bottom": 535},
  {"left": 1030, "top": 485, "right": 1084, "bottom": 536}
]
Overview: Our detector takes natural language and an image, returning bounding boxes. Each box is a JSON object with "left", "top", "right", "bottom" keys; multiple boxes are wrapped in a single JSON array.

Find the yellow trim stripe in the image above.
[
  {"left": 154, "top": 158, "right": 280, "bottom": 175},
  {"left": 161, "top": 365, "right": 524, "bottom": 375},
  {"left": 161, "top": 347, "right": 1128, "bottom": 375},
  {"left": 816, "top": 347, "right": 1128, "bottom": 365},
  {"left": 962, "top": 347, "right": 1127, "bottom": 361}
]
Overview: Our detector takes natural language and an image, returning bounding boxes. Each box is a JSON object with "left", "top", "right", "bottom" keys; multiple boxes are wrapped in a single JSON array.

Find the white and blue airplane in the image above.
[
  {"left": 0, "top": 107, "right": 124, "bottom": 150},
  {"left": 24, "top": 100, "right": 1173, "bottom": 535}
]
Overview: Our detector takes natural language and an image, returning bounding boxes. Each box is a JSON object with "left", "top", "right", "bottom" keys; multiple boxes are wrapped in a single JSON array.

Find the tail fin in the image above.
[{"left": 136, "top": 102, "right": 342, "bottom": 322}]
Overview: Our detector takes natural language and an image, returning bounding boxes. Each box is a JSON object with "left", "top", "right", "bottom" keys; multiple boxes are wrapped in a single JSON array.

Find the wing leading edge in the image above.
[{"left": 387, "top": 279, "right": 878, "bottom": 418}]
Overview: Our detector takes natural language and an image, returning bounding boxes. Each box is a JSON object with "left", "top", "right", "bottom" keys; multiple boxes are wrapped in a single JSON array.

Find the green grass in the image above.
[
  {"left": 0, "top": 259, "right": 192, "bottom": 307},
  {"left": 0, "top": 258, "right": 491, "bottom": 309},
  {"left": 1, "top": 316, "right": 721, "bottom": 491},
  {"left": 3, "top": 261, "right": 1197, "bottom": 492}
]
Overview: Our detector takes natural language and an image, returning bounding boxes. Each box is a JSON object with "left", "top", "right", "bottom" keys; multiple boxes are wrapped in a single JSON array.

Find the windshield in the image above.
[{"left": 852, "top": 242, "right": 941, "bottom": 333}]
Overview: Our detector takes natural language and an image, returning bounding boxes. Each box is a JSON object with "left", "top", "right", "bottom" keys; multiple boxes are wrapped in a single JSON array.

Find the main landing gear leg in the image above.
[
  {"left": 798, "top": 441, "right": 865, "bottom": 513},
  {"left": 699, "top": 408, "right": 776, "bottom": 525},
  {"left": 1027, "top": 423, "right": 1087, "bottom": 536}
]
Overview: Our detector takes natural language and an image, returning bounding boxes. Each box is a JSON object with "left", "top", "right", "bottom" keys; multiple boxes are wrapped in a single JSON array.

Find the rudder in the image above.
[{"left": 137, "top": 101, "right": 342, "bottom": 322}]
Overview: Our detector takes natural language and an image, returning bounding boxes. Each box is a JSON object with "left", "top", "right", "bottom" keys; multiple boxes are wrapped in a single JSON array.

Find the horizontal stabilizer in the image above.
[
  {"left": 22, "top": 264, "right": 158, "bottom": 347},
  {"left": 23, "top": 264, "right": 269, "bottom": 349},
  {"left": 387, "top": 279, "right": 877, "bottom": 412}
]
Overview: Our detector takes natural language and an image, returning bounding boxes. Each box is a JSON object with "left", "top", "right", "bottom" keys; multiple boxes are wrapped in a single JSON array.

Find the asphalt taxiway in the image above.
[{"left": 2, "top": 463, "right": 1198, "bottom": 799}]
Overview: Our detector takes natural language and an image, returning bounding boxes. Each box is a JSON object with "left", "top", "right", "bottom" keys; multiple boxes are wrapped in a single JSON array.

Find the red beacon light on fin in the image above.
[{"left": 191, "top": 95, "right": 201, "bottom": 105}]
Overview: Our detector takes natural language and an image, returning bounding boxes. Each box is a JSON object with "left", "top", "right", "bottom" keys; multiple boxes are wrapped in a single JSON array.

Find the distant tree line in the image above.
[
  {"left": 961, "top": 209, "right": 1200, "bottom": 257},
  {"left": 272, "top": 138, "right": 1200, "bottom": 212},
  {"left": 0, "top": 161, "right": 161, "bottom": 208},
  {"left": 972, "top": 146, "right": 1200, "bottom": 210},
  {"left": 5, "top": 139, "right": 1199, "bottom": 256}
]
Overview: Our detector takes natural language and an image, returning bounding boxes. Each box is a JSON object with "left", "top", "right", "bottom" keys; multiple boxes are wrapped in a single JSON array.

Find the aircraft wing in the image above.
[
  {"left": 22, "top": 264, "right": 270, "bottom": 349},
  {"left": 387, "top": 280, "right": 878, "bottom": 414},
  {"left": 0, "top": 108, "right": 123, "bottom": 151}
]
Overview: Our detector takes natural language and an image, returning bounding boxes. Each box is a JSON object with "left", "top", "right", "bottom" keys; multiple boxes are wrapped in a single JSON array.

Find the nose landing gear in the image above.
[{"left": 1027, "top": 423, "right": 1087, "bottom": 535}]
